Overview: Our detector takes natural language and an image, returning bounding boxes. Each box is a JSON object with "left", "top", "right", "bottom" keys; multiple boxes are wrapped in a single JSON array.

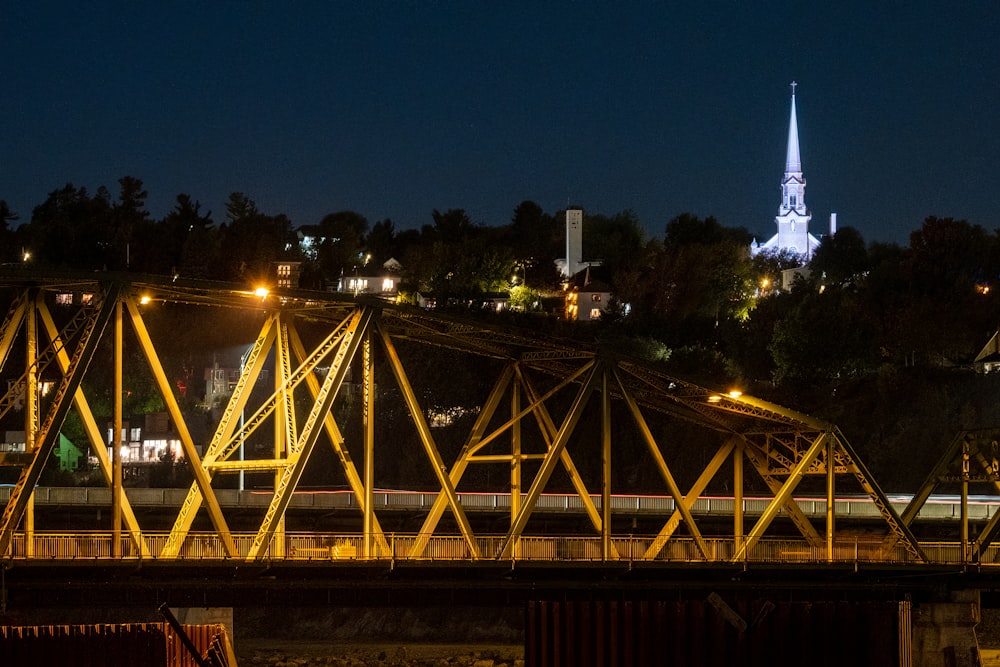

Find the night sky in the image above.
[{"left": 3, "top": 3, "right": 998, "bottom": 245}]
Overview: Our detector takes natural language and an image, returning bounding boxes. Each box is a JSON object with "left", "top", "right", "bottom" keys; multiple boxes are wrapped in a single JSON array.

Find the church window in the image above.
[{"left": 790, "top": 195, "right": 797, "bottom": 207}]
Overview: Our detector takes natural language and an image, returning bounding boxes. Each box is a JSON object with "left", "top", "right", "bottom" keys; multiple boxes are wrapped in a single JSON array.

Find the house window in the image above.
[
  {"left": 590, "top": 308, "right": 602, "bottom": 320},
  {"left": 381, "top": 278, "right": 395, "bottom": 292},
  {"left": 591, "top": 294, "right": 602, "bottom": 302}
]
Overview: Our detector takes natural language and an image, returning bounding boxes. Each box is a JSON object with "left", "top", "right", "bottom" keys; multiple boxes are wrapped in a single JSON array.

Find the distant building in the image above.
[
  {"left": 975, "top": 331, "right": 1000, "bottom": 373},
  {"left": 273, "top": 261, "right": 303, "bottom": 289},
  {"left": 204, "top": 357, "right": 270, "bottom": 410},
  {"left": 556, "top": 208, "right": 602, "bottom": 278},
  {"left": 751, "top": 83, "right": 826, "bottom": 261},
  {"left": 565, "top": 267, "right": 612, "bottom": 321},
  {"left": 337, "top": 258, "right": 401, "bottom": 300}
]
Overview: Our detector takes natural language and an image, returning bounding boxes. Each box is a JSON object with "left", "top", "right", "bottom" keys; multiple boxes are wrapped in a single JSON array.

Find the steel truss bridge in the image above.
[{"left": 1, "top": 271, "right": 999, "bottom": 569}]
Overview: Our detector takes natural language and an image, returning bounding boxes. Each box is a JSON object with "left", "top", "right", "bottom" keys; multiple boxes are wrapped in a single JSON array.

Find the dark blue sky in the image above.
[{"left": 3, "top": 3, "right": 997, "bottom": 244}]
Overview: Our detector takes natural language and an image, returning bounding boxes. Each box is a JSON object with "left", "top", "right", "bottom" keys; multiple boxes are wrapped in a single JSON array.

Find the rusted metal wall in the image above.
[
  {"left": 0, "top": 622, "right": 232, "bottom": 667},
  {"left": 526, "top": 598, "right": 903, "bottom": 667}
]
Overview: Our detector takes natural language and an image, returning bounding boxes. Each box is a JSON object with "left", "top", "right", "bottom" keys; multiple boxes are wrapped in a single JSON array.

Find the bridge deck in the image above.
[{"left": 0, "top": 531, "right": 990, "bottom": 566}]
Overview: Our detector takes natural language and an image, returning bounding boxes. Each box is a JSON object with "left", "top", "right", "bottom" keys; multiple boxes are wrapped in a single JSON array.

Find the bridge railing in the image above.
[{"left": 0, "top": 532, "right": 988, "bottom": 565}]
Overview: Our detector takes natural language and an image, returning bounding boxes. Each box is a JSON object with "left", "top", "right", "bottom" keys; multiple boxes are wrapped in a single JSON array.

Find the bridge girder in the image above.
[{"left": 0, "top": 273, "right": 923, "bottom": 563}]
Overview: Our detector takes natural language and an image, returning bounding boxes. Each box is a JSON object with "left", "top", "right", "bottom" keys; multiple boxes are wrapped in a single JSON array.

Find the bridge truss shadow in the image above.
[{"left": 0, "top": 272, "right": 927, "bottom": 564}]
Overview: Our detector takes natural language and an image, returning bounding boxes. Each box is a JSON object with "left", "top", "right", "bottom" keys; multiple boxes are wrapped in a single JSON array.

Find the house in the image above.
[
  {"left": 272, "top": 260, "right": 303, "bottom": 289},
  {"left": 975, "top": 331, "right": 1000, "bottom": 373},
  {"left": 565, "top": 267, "right": 612, "bottom": 321},
  {"left": 100, "top": 412, "right": 186, "bottom": 464},
  {"left": 337, "top": 258, "right": 401, "bottom": 300}
]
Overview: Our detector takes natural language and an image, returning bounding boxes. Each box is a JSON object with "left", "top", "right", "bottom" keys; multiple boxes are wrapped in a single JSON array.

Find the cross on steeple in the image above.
[{"left": 790, "top": 81, "right": 797, "bottom": 95}]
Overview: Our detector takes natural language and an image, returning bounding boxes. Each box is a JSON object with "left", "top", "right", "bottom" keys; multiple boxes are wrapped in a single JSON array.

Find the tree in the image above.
[
  {"left": 27, "top": 183, "right": 112, "bottom": 269},
  {"left": 619, "top": 214, "right": 754, "bottom": 344},
  {"left": 217, "top": 193, "right": 297, "bottom": 282},
  {"left": 0, "top": 201, "right": 18, "bottom": 263},
  {"left": 314, "top": 210, "right": 370, "bottom": 279},
  {"left": 769, "top": 286, "right": 877, "bottom": 387},
  {"left": 809, "top": 226, "right": 869, "bottom": 287},
  {"left": 159, "top": 194, "right": 217, "bottom": 278},
  {"left": 584, "top": 209, "right": 645, "bottom": 275},
  {"left": 111, "top": 176, "right": 149, "bottom": 270},
  {"left": 366, "top": 218, "right": 397, "bottom": 265}
]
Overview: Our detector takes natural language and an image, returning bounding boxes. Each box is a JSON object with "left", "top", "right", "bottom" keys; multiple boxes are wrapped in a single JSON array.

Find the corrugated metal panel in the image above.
[
  {"left": 525, "top": 598, "right": 902, "bottom": 667},
  {"left": 0, "top": 622, "right": 233, "bottom": 667}
]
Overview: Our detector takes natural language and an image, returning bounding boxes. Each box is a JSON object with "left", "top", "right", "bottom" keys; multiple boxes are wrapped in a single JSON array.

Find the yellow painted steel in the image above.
[
  {"left": 410, "top": 364, "right": 515, "bottom": 557},
  {"left": 112, "top": 299, "right": 123, "bottom": 558},
  {"left": 741, "top": 438, "right": 826, "bottom": 548},
  {"left": 734, "top": 441, "right": 744, "bottom": 552},
  {"left": 35, "top": 299, "right": 149, "bottom": 555},
  {"left": 23, "top": 290, "right": 37, "bottom": 555},
  {"left": 286, "top": 322, "right": 390, "bottom": 556},
  {"left": 0, "top": 282, "right": 121, "bottom": 555},
  {"left": 126, "top": 296, "right": 239, "bottom": 558},
  {"left": 601, "top": 370, "right": 611, "bottom": 561},
  {"left": 0, "top": 275, "right": 930, "bottom": 565},
  {"left": 517, "top": 369, "right": 607, "bottom": 536},
  {"left": 498, "top": 362, "right": 602, "bottom": 559},
  {"left": 0, "top": 292, "right": 28, "bottom": 373},
  {"left": 363, "top": 334, "right": 374, "bottom": 559},
  {"left": 826, "top": 433, "right": 835, "bottom": 562},
  {"left": 375, "top": 314, "right": 481, "bottom": 559},
  {"left": 642, "top": 439, "right": 737, "bottom": 560},
  {"left": 734, "top": 432, "right": 830, "bottom": 561},
  {"left": 510, "top": 372, "right": 522, "bottom": 560},
  {"left": 246, "top": 307, "right": 373, "bottom": 560},
  {"left": 613, "top": 366, "right": 711, "bottom": 560}
]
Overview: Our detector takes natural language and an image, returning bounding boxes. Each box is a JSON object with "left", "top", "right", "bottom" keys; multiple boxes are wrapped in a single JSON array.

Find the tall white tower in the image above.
[
  {"left": 751, "top": 82, "right": 821, "bottom": 259},
  {"left": 565, "top": 207, "right": 583, "bottom": 277}
]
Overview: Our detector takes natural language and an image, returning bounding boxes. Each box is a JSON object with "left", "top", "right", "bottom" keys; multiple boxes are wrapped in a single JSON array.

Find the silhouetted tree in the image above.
[
  {"left": 809, "top": 226, "right": 869, "bottom": 287},
  {"left": 0, "top": 201, "right": 18, "bottom": 262},
  {"left": 218, "top": 193, "right": 297, "bottom": 282},
  {"left": 27, "top": 183, "right": 112, "bottom": 269}
]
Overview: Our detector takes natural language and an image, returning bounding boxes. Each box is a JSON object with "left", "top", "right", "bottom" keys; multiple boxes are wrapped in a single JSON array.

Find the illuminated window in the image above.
[
  {"left": 55, "top": 293, "right": 73, "bottom": 305},
  {"left": 591, "top": 294, "right": 602, "bottom": 302},
  {"left": 590, "top": 308, "right": 602, "bottom": 319},
  {"left": 381, "top": 278, "right": 395, "bottom": 292}
]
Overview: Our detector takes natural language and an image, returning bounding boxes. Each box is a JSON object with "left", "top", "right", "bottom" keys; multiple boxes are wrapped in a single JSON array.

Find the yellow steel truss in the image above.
[{"left": 0, "top": 274, "right": 925, "bottom": 563}]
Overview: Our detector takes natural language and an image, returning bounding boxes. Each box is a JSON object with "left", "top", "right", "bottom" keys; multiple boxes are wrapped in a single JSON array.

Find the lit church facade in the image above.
[{"left": 750, "top": 82, "right": 827, "bottom": 260}]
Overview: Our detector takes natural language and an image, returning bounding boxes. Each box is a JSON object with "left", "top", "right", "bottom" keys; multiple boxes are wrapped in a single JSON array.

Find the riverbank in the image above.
[{"left": 236, "top": 639, "right": 523, "bottom": 666}]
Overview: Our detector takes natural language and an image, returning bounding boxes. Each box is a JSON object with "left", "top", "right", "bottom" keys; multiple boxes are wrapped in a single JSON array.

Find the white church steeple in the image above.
[
  {"left": 785, "top": 81, "right": 802, "bottom": 174},
  {"left": 750, "top": 82, "right": 821, "bottom": 260}
]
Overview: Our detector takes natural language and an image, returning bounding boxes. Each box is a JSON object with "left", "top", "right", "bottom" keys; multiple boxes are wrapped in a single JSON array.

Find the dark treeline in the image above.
[
  {"left": 4, "top": 179, "right": 1000, "bottom": 490},
  {"left": 3, "top": 178, "right": 999, "bottom": 389}
]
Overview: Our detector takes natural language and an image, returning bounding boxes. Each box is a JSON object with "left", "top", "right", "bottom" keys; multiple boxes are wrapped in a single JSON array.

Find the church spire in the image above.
[
  {"left": 785, "top": 81, "right": 801, "bottom": 175},
  {"left": 749, "top": 82, "right": 820, "bottom": 261}
]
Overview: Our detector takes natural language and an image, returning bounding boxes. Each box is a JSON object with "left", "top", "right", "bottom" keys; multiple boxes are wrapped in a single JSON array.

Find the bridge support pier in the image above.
[
  {"left": 912, "top": 590, "right": 981, "bottom": 667},
  {"left": 167, "top": 607, "right": 234, "bottom": 649}
]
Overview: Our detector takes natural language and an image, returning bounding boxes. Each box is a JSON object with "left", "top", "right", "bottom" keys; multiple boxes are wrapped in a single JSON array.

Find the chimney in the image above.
[{"left": 830, "top": 212, "right": 837, "bottom": 236}]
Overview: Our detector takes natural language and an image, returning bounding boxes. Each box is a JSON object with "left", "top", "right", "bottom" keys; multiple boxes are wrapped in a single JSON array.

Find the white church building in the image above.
[{"left": 751, "top": 83, "right": 832, "bottom": 260}]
